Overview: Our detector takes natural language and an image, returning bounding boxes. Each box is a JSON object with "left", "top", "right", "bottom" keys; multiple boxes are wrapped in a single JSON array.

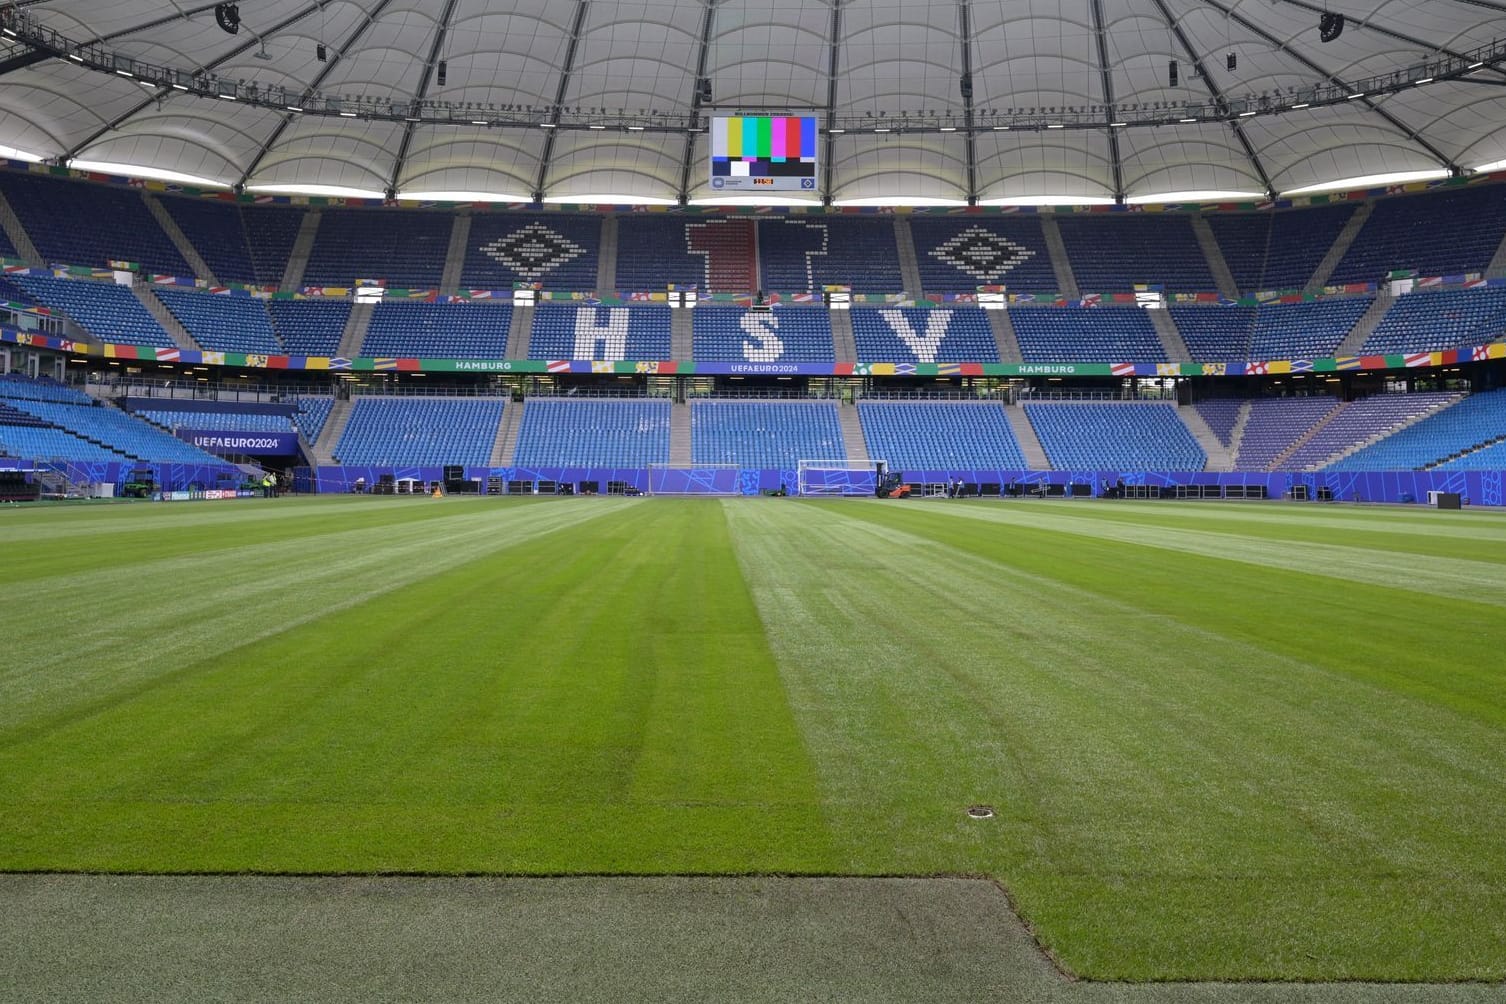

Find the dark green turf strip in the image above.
[{"left": 0, "top": 500, "right": 831, "bottom": 873}]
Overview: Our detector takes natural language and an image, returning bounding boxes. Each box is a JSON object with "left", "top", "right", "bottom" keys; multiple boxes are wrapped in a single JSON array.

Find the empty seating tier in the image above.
[
  {"left": 1055, "top": 215, "right": 1215, "bottom": 291},
  {"left": 1232, "top": 397, "right": 1340, "bottom": 470},
  {"left": 0, "top": 172, "right": 191, "bottom": 275},
  {"left": 693, "top": 307, "right": 835, "bottom": 362},
  {"left": 155, "top": 289, "right": 281, "bottom": 355},
  {"left": 910, "top": 216, "right": 1058, "bottom": 293},
  {"left": 303, "top": 210, "right": 451, "bottom": 289},
  {"left": 850, "top": 307, "right": 999, "bottom": 362},
  {"left": 1171, "top": 306, "right": 1255, "bottom": 359},
  {"left": 267, "top": 300, "right": 351, "bottom": 357},
  {"left": 1011, "top": 306, "right": 1165, "bottom": 362},
  {"left": 1026, "top": 403, "right": 1205, "bottom": 470},
  {"left": 1330, "top": 389, "right": 1506, "bottom": 470},
  {"left": 134, "top": 408, "right": 296, "bottom": 433},
  {"left": 1249, "top": 298, "right": 1370, "bottom": 360},
  {"left": 760, "top": 218, "right": 902, "bottom": 292},
  {"left": 335, "top": 397, "right": 505, "bottom": 466},
  {"left": 361, "top": 301, "right": 512, "bottom": 359},
  {"left": 1277, "top": 392, "right": 1462, "bottom": 470},
  {"left": 160, "top": 197, "right": 258, "bottom": 283},
  {"left": 463, "top": 215, "right": 601, "bottom": 290},
  {"left": 3, "top": 397, "right": 227, "bottom": 463},
  {"left": 1330, "top": 186, "right": 1506, "bottom": 284},
  {"left": 691, "top": 401, "right": 845, "bottom": 468},
  {"left": 11, "top": 275, "right": 174, "bottom": 347},
  {"left": 1192, "top": 399, "right": 1244, "bottom": 447},
  {"left": 1363, "top": 287, "right": 1506, "bottom": 354},
  {"left": 513, "top": 398, "right": 669, "bottom": 467},
  {"left": 858, "top": 402, "right": 1026, "bottom": 469},
  {"left": 1206, "top": 205, "right": 1354, "bottom": 292},
  {"left": 529, "top": 305, "right": 671, "bottom": 360}
]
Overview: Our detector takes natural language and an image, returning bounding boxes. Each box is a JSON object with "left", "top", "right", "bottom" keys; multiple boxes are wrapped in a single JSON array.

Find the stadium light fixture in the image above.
[
  {"left": 1347, "top": 92, "right": 1365, "bottom": 100},
  {"left": 1110, "top": 121, "right": 1127, "bottom": 127},
  {"left": 1239, "top": 110, "right": 1256, "bottom": 117},
  {"left": 1416, "top": 77, "right": 1434, "bottom": 85},
  {"left": 214, "top": 3, "right": 240, "bottom": 35},
  {"left": 1292, "top": 102, "right": 1310, "bottom": 109}
]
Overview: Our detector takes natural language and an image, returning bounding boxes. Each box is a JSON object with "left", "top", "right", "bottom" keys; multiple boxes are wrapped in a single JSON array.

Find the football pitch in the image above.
[{"left": 2, "top": 494, "right": 1504, "bottom": 992}]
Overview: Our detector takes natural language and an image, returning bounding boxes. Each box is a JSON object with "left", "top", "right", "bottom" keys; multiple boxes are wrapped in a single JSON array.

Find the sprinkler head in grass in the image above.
[{"left": 966, "top": 805, "right": 995, "bottom": 819}]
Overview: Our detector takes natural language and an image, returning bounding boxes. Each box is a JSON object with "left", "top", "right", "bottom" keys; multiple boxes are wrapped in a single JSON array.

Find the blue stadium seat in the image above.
[
  {"left": 155, "top": 289, "right": 282, "bottom": 354},
  {"left": 1362, "top": 287, "right": 1506, "bottom": 354},
  {"left": 463, "top": 215, "right": 601, "bottom": 289},
  {"left": 1010, "top": 306, "right": 1165, "bottom": 362},
  {"left": 361, "top": 301, "right": 512, "bottom": 358},
  {"left": 0, "top": 171, "right": 191, "bottom": 274},
  {"left": 335, "top": 397, "right": 505, "bottom": 465},
  {"left": 303, "top": 210, "right": 451, "bottom": 288},
  {"left": 1330, "top": 186, "right": 1506, "bottom": 284},
  {"left": 1277, "top": 392, "right": 1462, "bottom": 470},
  {"left": 134, "top": 408, "right": 296, "bottom": 433},
  {"left": 11, "top": 275, "right": 175, "bottom": 347},
  {"left": 759, "top": 218, "right": 902, "bottom": 292},
  {"left": 529, "top": 304, "right": 670, "bottom": 359},
  {"left": 268, "top": 300, "right": 352, "bottom": 357},
  {"left": 159, "top": 197, "right": 258, "bottom": 283},
  {"left": 691, "top": 401, "right": 845, "bottom": 467},
  {"left": 1055, "top": 214, "right": 1214, "bottom": 291},
  {"left": 1249, "top": 298, "right": 1370, "bottom": 359},
  {"left": 1170, "top": 307, "right": 1254, "bottom": 359},
  {"left": 1330, "top": 389, "right": 1506, "bottom": 470},
  {"left": 909, "top": 216, "right": 1057, "bottom": 293},
  {"left": 858, "top": 402, "right": 1026, "bottom": 468},
  {"left": 514, "top": 398, "right": 669, "bottom": 466},
  {"left": 1233, "top": 397, "right": 1340, "bottom": 470},
  {"left": 850, "top": 307, "right": 998, "bottom": 362},
  {"left": 293, "top": 397, "right": 334, "bottom": 444},
  {"left": 3, "top": 397, "right": 228, "bottom": 463},
  {"left": 1026, "top": 403, "right": 1205, "bottom": 469},
  {"left": 692, "top": 307, "right": 834, "bottom": 362},
  {"left": 1205, "top": 205, "right": 1354, "bottom": 292}
]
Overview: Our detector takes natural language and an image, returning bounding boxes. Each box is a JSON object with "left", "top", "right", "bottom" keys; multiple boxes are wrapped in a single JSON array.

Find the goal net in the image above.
[
  {"left": 797, "top": 459, "right": 882, "bottom": 497},
  {"left": 647, "top": 464, "right": 743, "bottom": 496}
]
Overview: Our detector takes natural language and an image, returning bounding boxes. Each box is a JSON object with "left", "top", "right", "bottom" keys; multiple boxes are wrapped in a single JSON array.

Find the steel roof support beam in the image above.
[
  {"left": 1088, "top": 0, "right": 1125, "bottom": 202},
  {"left": 1260, "top": 0, "right": 1506, "bottom": 81},
  {"left": 60, "top": 0, "right": 330, "bottom": 162},
  {"left": 387, "top": 0, "right": 461, "bottom": 198},
  {"left": 821, "top": 0, "right": 842, "bottom": 205},
  {"left": 1149, "top": 0, "right": 1275, "bottom": 198},
  {"left": 238, "top": 0, "right": 400, "bottom": 190},
  {"left": 534, "top": 0, "right": 590, "bottom": 203},
  {"left": 677, "top": 0, "right": 717, "bottom": 205},
  {"left": 957, "top": 0, "right": 978, "bottom": 204},
  {"left": 1195, "top": 0, "right": 1458, "bottom": 171}
]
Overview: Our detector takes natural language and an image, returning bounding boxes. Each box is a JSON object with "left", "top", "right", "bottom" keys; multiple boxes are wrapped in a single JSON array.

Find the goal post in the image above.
[
  {"left": 797, "top": 459, "right": 884, "bottom": 497},
  {"left": 647, "top": 464, "right": 743, "bottom": 496}
]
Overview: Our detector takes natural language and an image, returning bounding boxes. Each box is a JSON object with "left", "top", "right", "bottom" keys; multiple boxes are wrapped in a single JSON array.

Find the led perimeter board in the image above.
[{"left": 710, "top": 116, "right": 818, "bottom": 192}]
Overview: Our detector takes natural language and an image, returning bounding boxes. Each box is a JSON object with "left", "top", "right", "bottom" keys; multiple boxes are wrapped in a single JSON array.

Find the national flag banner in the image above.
[
  {"left": 894, "top": 362, "right": 917, "bottom": 375},
  {"left": 1405, "top": 352, "right": 1432, "bottom": 368},
  {"left": 591, "top": 361, "right": 614, "bottom": 373},
  {"left": 1110, "top": 362, "right": 1135, "bottom": 376},
  {"left": 373, "top": 358, "right": 398, "bottom": 371},
  {"left": 961, "top": 363, "right": 984, "bottom": 376},
  {"left": 1360, "top": 355, "right": 1387, "bottom": 368},
  {"left": 268, "top": 355, "right": 291, "bottom": 369},
  {"left": 1335, "top": 356, "right": 1361, "bottom": 370},
  {"left": 155, "top": 347, "right": 180, "bottom": 362},
  {"left": 1465, "top": 278, "right": 1487, "bottom": 289},
  {"left": 202, "top": 351, "right": 225, "bottom": 366},
  {"left": 936, "top": 362, "right": 962, "bottom": 375},
  {"left": 396, "top": 358, "right": 421, "bottom": 371},
  {"left": 1156, "top": 363, "right": 1180, "bottom": 376},
  {"left": 329, "top": 357, "right": 352, "bottom": 370},
  {"left": 1291, "top": 359, "right": 1313, "bottom": 373},
  {"left": 467, "top": 289, "right": 495, "bottom": 299},
  {"left": 851, "top": 363, "right": 871, "bottom": 376},
  {"left": 1246, "top": 361, "right": 1270, "bottom": 375},
  {"left": 1473, "top": 345, "right": 1491, "bottom": 361},
  {"left": 245, "top": 354, "right": 269, "bottom": 368},
  {"left": 868, "top": 363, "right": 897, "bottom": 376},
  {"left": 547, "top": 360, "right": 571, "bottom": 373},
  {"left": 1201, "top": 362, "right": 1227, "bottom": 376}
]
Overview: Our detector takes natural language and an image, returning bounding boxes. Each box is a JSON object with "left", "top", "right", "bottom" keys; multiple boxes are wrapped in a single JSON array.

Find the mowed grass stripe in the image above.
[
  {"left": 0, "top": 497, "right": 627, "bottom": 732},
  {"left": 726, "top": 500, "right": 1506, "bottom": 980},
  {"left": 0, "top": 500, "right": 832, "bottom": 874},
  {"left": 864, "top": 499, "right": 1506, "bottom": 605}
]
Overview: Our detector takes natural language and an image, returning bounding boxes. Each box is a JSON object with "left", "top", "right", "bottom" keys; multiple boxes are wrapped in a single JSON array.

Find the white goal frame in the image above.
[
  {"left": 646, "top": 464, "right": 742, "bottom": 496},
  {"left": 797, "top": 458, "right": 884, "bottom": 497}
]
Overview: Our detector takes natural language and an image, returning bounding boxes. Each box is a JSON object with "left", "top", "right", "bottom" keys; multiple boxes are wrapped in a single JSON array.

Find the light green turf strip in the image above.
[
  {"left": 725, "top": 500, "right": 1506, "bottom": 980},
  {"left": 0, "top": 500, "right": 832, "bottom": 874},
  {"left": 0, "top": 497, "right": 630, "bottom": 732},
  {"left": 857, "top": 499, "right": 1506, "bottom": 605}
]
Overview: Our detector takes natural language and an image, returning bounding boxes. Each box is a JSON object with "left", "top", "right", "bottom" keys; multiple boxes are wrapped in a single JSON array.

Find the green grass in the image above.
[{"left": 2, "top": 494, "right": 1504, "bottom": 982}]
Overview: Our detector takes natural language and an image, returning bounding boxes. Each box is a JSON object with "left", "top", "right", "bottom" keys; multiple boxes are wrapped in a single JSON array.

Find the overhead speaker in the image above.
[
  {"left": 1227, "top": 51, "right": 1237, "bottom": 71},
  {"left": 698, "top": 77, "right": 712, "bottom": 104},
  {"left": 1168, "top": 59, "right": 1178, "bottom": 86},
  {"left": 1319, "top": 12, "right": 1344, "bottom": 43},
  {"left": 437, "top": 60, "right": 447, "bottom": 86},
  {"left": 214, "top": 3, "right": 240, "bottom": 35},
  {"left": 316, "top": 42, "right": 327, "bottom": 62},
  {"left": 959, "top": 72, "right": 973, "bottom": 100}
]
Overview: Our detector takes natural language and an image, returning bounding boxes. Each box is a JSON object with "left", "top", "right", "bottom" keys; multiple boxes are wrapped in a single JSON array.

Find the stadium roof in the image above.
[{"left": 1, "top": 0, "right": 1505, "bottom": 205}]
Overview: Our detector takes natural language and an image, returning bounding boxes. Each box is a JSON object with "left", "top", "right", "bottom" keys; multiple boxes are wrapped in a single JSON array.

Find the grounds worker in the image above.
[{"left": 262, "top": 472, "right": 277, "bottom": 498}]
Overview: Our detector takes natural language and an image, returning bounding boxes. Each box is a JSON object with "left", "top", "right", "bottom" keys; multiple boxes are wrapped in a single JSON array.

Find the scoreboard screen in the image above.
[{"left": 710, "top": 116, "right": 818, "bottom": 192}]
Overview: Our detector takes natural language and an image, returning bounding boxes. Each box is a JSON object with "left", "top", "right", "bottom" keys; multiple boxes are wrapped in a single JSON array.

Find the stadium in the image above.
[{"left": 1, "top": 0, "right": 1505, "bottom": 998}]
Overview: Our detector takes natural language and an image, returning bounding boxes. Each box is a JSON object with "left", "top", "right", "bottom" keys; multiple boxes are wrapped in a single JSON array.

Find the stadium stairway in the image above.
[
  {"left": 893, "top": 218, "right": 924, "bottom": 294},
  {"left": 280, "top": 210, "right": 321, "bottom": 293},
  {"left": 133, "top": 285, "right": 199, "bottom": 350},
  {"left": 1488, "top": 227, "right": 1506, "bottom": 279},
  {"left": 1003, "top": 402, "right": 1050, "bottom": 469},
  {"left": 1306, "top": 202, "right": 1373, "bottom": 291},
  {"left": 830, "top": 308, "right": 858, "bottom": 360},
  {"left": 1150, "top": 310, "right": 1191, "bottom": 361},
  {"left": 313, "top": 398, "right": 353, "bottom": 464},
  {"left": 0, "top": 187, "right": 43, "bottom": 266},
  {"left": 440, "top": 214, "right": 471, "bottom": 295},
  {"left": 1333, "top": 293, "right": 1395, "bottom": 356},
  {"left": 671, "top": 309, "right": 693, "bottom": 359},
  {"left": 838, "top": 401, "right": 870, "bottom": 464},
  {"left": 337, "top": 304, "right": 373, "bottom": 360},
  {"left": 669, "top": 401, "right": 692, "bottom": 466},
  {"left": 597, "top": 216, "right": 618, "bottom": 290},
  {"left": 989, "top": 309, "right": 1023, "bottom": 363},
  {"left": 505, "top": 304, "right": 533, "bottom": 358},
  {"left": 1180, "top": 406, "right": 1234, "bottom": 471},
  {"left": 488, "top": 400, "right": 518, "bottom": 466},
  {"left": 1039, "top": 217, "right": 1080, "bottom": 297},
  {"left": 1190, "top": 215, "right": 1239, "bottom": 299},
  {"left": 143, "top": 194, "right": 217, "bottom": 282},
  {"left": 1268, "top": 405, "right": 1345, "bottom": 470},
  {"left": 1228, "top": 401, "right": 1253, "bottom": 460}
]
